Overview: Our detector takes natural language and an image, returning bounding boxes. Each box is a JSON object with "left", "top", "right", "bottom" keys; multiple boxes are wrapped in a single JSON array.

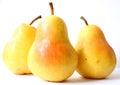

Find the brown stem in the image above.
[
  {"left": 29, "top": 15, "right": 42, "bottom": 25},
  {"left": 49, "top": 2, "right": 54, "bottom": 15},
  {"left": 80, "top": 16, "right": 88, "bottom": 25}
]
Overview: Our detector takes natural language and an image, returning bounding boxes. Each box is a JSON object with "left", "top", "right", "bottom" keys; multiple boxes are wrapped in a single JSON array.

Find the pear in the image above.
[
  {"left": 28, "top": 2, "right": 78, "bottom": 82},
  {"left": 75, "top": 16, "right": 116, "bottom": 79},
  {"left": 2, "top": 16, "right": 41, "bottom": 74}
]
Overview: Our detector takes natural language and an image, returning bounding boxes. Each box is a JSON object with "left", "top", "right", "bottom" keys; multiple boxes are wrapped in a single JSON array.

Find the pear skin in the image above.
[
  {"left": 75, "top": 16, "right": 116, "bottom": 79},
  {"left": 3, "top": 23, "right": 36, "bottom": 74},
  {"left": 28, "top": 15, "right": 78, "bottom": 82}
]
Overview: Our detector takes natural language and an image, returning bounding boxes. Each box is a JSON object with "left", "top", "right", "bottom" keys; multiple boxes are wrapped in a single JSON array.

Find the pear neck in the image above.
[{"left": 36, "top": 15, "right": 69, "bottom": 43}]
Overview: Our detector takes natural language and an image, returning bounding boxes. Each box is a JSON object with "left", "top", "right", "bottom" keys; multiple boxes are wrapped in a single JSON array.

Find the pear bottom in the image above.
[
  {"left": 3, "top": 44, "right": 31, "bottom": 75},
  {"left": 28, "top": 43, "right": 78, "bottom": 82},
  {"left": 76, "top": 53, "right": 116, "bottom": 79}
]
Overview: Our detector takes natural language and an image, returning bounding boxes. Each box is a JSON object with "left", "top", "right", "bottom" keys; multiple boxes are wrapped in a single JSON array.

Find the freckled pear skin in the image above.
[
  {"left": 28, "top": 15, "right": 78, "bottom": 82},
  {"left": 75, "top": 16, "right": 116, "bottom": 79}
]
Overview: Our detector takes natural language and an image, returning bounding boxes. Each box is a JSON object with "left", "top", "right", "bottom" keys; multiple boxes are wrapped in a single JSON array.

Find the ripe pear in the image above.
[
  {"left": 28, "top": 2, "right": 78, "bottom": 82},
  {"left": 2, "top": 16, "right": 41, "bottom": 74},
  {"left": 75, "top": 16, "right": 116, "bottom": 79}
]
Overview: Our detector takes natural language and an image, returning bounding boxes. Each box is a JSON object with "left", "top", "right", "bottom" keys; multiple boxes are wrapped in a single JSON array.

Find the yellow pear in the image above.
[
  {"left": 75, "top": 16, "right": 116, "bottom": 79},
  {"left": 2, "top": 16, "right": 41, "bottom": 74},
  {"left": 28, "top": 2, "right": 78, "bottom": 82}
]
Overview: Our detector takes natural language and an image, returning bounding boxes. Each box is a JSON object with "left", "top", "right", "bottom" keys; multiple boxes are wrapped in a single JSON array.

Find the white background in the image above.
[{"left": 0, "top": 0, "right": 120, "bottom": 85}]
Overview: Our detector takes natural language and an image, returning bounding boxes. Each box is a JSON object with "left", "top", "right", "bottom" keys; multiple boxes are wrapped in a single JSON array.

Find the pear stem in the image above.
[
  {"left": 80, "top": 16, "right": 88, "bottom": 25},
  {"left": 29, "top": 15, "right": 42, "bottom": 25},
  {"left": 49, "top": 2, "right": 54, "bottom": 15}
]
